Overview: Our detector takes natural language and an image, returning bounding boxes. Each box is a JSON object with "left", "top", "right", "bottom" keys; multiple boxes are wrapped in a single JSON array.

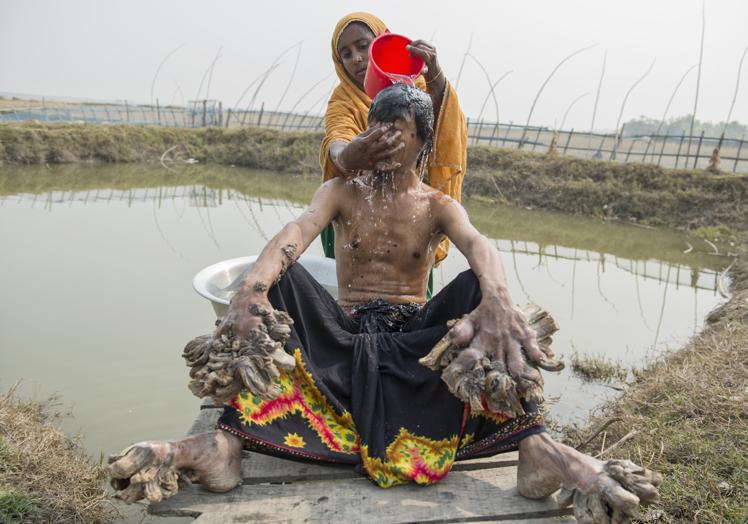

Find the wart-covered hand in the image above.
[
  {"left": 419, "top": 298, "right": 563, "bottom": 417},
  {"left": 183, "top": 292, "right": 296, "bottom": 404},
  {"left": 337, "top": 122, "right": 405, "bottom": 173}
]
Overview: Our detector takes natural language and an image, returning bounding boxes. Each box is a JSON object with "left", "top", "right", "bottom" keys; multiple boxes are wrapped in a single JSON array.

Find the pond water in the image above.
[{"left": 0, "top": 163, "right": 729, "bottom": 519}]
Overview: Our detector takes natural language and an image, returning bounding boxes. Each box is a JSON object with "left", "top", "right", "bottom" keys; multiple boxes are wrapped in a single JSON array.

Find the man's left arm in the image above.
[{"left": 436, "top": 196, "right": 561, "bottom": 378}]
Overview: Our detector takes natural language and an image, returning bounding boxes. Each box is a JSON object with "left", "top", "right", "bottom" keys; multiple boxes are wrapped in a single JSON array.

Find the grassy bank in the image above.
[
  {"left": 0, "top": 387, "right": 115, "bottom": 523},
  {"left": 1, "top": 122, "right": 746, "bottom": 234},
  {"left": 562, "top": 243, "right": 748, "bottom": 523}
]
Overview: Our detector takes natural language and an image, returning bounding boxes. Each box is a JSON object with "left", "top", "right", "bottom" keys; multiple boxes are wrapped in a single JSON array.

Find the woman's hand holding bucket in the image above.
[{"left": 406, "top": 40, "right": 444, "bottom": 87}]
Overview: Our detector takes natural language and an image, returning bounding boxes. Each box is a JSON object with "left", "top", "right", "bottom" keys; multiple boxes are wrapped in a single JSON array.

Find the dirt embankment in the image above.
[{"left": 2, "top": 122, "right": 747, "bottom": 234}]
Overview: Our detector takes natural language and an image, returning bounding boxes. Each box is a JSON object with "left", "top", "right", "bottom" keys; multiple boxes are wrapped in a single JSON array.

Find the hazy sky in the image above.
[{"left": 2, "top": 0, "right": 747, "bottom": 131}]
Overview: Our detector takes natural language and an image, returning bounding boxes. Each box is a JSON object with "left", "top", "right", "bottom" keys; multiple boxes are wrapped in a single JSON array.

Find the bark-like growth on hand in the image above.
[
  {"left": 419, "top": 303, "right": 561, "bottom": 417},
  {"left": 183, "top": 308, "right": 295, "bottom": 405}
]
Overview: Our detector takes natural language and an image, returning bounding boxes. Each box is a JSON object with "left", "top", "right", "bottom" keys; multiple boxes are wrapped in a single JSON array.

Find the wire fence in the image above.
[{"left": 2, "top": 99, "right": 746, "bottom": 173}]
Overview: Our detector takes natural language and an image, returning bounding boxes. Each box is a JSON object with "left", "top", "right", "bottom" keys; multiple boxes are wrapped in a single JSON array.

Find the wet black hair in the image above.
[{"left": 368, "top": 83, "right": 434, "bottom": 155}]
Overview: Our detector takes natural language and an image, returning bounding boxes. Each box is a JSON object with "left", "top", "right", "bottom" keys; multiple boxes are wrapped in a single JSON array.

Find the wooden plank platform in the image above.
[{"left": 150, "top": 403, "right": 575, "bottom": 523}]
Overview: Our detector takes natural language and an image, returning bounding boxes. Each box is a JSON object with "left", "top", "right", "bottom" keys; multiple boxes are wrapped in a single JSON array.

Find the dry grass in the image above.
[
  {"left": 0, "top": 386, "right": 116, "bottom": 523},
  {"left": 563, "top": 285, "right": 748, "bottom": 523},
  {"left": 570, "top": 352, "right": 628, "bottom": 382}
]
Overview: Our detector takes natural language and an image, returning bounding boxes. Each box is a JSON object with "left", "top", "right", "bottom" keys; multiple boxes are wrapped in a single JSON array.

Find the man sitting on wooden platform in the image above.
[{"left": 109, "top": 84, "right": 660, "bottom": 524}]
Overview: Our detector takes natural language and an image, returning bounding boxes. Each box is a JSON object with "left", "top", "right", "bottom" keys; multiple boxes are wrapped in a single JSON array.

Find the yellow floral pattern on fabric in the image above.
[
  {"left": 459, "top": 432, "right": 475, "bottom": 448},
  {"left": 472, "top": 410, "right": 510, "bottom": 425},
  {"left": 283, "top": 432, "right": 306, "bottom": 448},
  {"left": 360, "top": 428, "right": 460, "bottom": 488},
  {"left": 231, "top": 349, "right": 359, "bottom": 454}
]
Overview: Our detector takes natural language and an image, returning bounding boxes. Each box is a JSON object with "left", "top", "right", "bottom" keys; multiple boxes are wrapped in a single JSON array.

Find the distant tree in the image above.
[{"left": 623, "top": 114, "right": 747, "bottom": 139}]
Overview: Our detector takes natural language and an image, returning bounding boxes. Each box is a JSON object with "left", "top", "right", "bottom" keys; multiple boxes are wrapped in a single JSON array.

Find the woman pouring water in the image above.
[{"left": 320, "top": 12, "right": 468, "bottom": 275}]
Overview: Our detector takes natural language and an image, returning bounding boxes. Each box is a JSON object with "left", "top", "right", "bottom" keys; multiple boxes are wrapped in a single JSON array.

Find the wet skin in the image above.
[
  {"left": 224, "top": 111, "right": 546, "bottom": 377},
  {"left": 330, "top": 23, "right": 447, "bottom": 174},
  {"left": 110, "top": 114, "right": 661, "bottom": 520}
]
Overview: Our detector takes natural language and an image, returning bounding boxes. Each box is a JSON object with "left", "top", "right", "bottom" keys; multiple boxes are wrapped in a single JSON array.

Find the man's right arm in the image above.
[{"left": 216, "top": 179, "right": 344, "bottom": 337}]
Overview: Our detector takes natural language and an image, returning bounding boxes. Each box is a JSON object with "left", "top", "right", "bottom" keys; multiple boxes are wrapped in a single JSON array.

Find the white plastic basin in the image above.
[{"left": 193, "top": 255, "right": 338, "bottom": 317}]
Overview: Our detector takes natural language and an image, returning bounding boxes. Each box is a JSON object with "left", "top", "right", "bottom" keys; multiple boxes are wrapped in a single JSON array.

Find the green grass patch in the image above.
[
  {"left": 570, "top": 352, "right": 627, "bottom": 382},
  {"left": 0, "top": 489, "right": 42, "bottom": 523},
  {"left": 0, "top": 388, "right": 116, "bottom": 523}
]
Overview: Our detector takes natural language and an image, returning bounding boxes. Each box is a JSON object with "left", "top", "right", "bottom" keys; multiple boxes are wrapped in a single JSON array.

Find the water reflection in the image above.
[{"left": 0, "top": 164, "right": 729, "bottom": 460}]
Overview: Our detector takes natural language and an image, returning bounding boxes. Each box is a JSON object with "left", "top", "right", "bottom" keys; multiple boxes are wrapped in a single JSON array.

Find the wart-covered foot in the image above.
[
  {"left": 108, "top": 432, "right": 243, "bottom": 504},
  {"left": 108, "top": 442, "right": 191, "bottom": 504},
  {"left": 559, "top": 459, "right": 662, "bottom": 524}
]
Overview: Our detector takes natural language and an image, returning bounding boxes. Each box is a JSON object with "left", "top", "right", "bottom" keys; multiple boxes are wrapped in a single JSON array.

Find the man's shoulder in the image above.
[
  {"left": 319, "top": 177, "right": 350, "bottom": 194},
  {"left": 421, "top": 183, "right": 459, "bottom": 208}
]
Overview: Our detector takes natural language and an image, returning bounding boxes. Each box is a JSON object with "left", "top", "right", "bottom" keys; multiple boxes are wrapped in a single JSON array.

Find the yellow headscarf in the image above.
[{"left": 320, "top": 12, "right": 468, "bottom": 264}]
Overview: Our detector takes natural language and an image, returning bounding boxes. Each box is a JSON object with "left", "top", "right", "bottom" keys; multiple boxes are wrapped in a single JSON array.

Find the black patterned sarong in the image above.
[{"left": 217, "top": 264, "right": 545, "bottom": 488}]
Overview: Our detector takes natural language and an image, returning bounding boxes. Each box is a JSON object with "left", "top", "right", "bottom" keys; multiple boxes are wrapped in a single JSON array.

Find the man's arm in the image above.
[
  {"left": 435, "top": 196, "right": 560, "bottom": 379},
  {"left": 216, "top": 179, "right": 343, "bottom": 338}
]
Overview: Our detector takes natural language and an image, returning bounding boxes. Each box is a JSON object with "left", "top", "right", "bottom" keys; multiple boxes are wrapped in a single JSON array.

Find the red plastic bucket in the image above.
[{"left": 364, "top": 33, "right": 425, "bottom": 99}]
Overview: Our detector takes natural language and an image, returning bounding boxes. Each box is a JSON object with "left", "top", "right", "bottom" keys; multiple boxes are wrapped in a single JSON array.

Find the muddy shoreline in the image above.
[{"left": 2, "top": 122, "right": 746, "bottom": 521}]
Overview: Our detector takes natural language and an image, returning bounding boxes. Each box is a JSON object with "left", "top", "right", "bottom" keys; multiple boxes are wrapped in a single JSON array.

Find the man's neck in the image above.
[{"left": 371, "top": 165, "right": 421, "bottom": 194}]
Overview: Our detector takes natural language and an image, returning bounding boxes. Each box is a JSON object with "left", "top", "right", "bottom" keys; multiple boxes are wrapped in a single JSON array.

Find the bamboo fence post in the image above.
[
  {"left": 733, "top": 134, "right": 745, "bottom": 172},
  {"left": 488, "top": 122, "right": 499, "bottom": 147},
  {"left": 642, "top": 137, "right": 653, "bottom": 162},
  {"left": 563, "top": 129, "right": 574, "bottom": 154},
  {"left": 202, "top": 100, "right": 207, "bottom": 127},
  {"left": 218, "top": 102, "right": 223, "bottom": 127},
  {"left": 156, "top": 99, "right": 161, "bottom": 125},
  {"left": 625, "top": 138, "right": 636, "bottom": 162},
  {"left": 657, "top": 131, "right": 670, "bottom": 166},
  {"left": 475, "top": 118, "right": 484, "bottom": 146},
  {"left": 125, "top": 100, "right": 130, "bottom": 123},
  {"left": 257, "top": 102, "right": 265, "bottom": 127},
  {"left": 225, "top": 108, "right": 232, "bottom": 128},
  {"left": 595, "top": 134, "right": 607, "bottom": 159},
  {"left": 693, "top": 130, "right": 705, "bottom": 168},
  {"left": 610, "top": 123, "right": 625, "bottom": 160},
  {"left": 675, "top": 132, "right": 686, "bottom": 168},
  {"left": 503, "top": 122, "right": 512, "bottom": 146},
  {"left": 531, "top": 127, "right": 543, "bottom": 151}
]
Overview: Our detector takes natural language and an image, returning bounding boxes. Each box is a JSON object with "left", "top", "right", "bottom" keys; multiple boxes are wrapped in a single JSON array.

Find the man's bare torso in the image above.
[{"left": 331, "top": 173, "right": 448, "bottom": 306}]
